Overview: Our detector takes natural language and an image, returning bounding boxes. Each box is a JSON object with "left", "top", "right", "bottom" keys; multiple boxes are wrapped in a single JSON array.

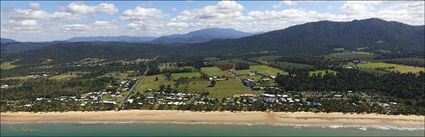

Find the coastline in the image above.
[{"left": 1, "top": 110, "right": 424, "bottom": 129}]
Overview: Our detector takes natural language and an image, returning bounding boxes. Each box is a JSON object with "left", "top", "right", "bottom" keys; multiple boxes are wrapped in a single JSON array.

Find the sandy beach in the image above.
[{"left": 1, "top": 110, "right": 424, "bottom": 128}]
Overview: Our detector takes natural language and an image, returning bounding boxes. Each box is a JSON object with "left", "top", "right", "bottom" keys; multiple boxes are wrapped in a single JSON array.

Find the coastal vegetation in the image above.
[{"left": 0, "top": 18, "right": 424, "bottom": 115}]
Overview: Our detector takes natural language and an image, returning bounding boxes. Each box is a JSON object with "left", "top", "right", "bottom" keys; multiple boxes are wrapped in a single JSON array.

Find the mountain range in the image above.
[
  {"left": 2, "top": 18, "right": 424, "bottom": 64},
  {"left": 0, "top": 38, "right": 18, "bottom": 45},
  {"left": 63, "top": 28, "right": 254, "bottom": 44},
  {"left": 65, "top": 36, "right": 157, "bottom": 43},
  {"left": 150, "top": 28, "right": 254, "bottom": 44}
]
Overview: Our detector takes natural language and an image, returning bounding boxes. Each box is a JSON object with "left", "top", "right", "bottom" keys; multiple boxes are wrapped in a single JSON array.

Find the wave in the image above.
[{"left": 2, "top": 121, "right": 423, "bottom": 131}]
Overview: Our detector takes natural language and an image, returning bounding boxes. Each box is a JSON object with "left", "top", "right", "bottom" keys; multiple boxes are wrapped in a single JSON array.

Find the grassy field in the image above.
[
  {"left": 309, "top": 70, "right": 337, "bottom": 76},
  {"left": 160, "top": 66, "right": 196, "bottom": 72},
  {"left": 50, "top": 72, "right": 85, "bottom": 80},
  {"left": 382, "top": 57, "right": 424, "bottom": 67},
  {"left": 1, "top": 76, "right": 31, "bottom": 80},
  {"left": 134, "top": 74, "right": 174, "bottom": 92},
  {"left": 201, "top": 67, "right": 234, "bottom": 78},
  {"left": 356, "top": 62, "right": 424, "bottom": 73},
  {"left": 214, "top": 59, "right": 256, "bottom": 65},
  {"left": 78, "top": 58, "right": 106, "bottom": 64},
  {"left": 273, "top": 61, "right": 314, "bottom": 70},
  {"left": 0, "top": 62, "right": 18, "bottom": 70},
  {"left": 102, "top": 71, "right": 138, "bottom": 79},
  {"left": 181, "top": 79, "right": 252, "bottom": 98},
  {"left": 325, "top": 51, "right": 377, "bottom": 60},
  {"left": 237, "top": 65, "right": 287, "bottom": 76},
  {"left": 205, "top": 79, "right": 252, "bottom": 98},
  {"left": 252, "top": 56, "right": 282, "bottom": 65},
  {"left": 134, "top": 73, "right": 252, "bottom": 98},
  {"left": 171, "top": 72, "right": 201, "bottom": 79}
]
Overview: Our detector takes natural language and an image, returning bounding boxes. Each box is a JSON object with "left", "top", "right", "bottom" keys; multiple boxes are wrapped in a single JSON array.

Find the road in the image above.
[
  {"left": 119, "top": 64, "right": 149, "bottom": 110},
  {"left": 119, "top": 56, "right": 159, "bottom": 110}
]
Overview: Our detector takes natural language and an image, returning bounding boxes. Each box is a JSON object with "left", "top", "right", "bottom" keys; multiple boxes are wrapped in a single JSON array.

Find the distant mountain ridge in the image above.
[
  {"left": 151, "top": 28, "right": 254, "bottom": 44},
  {"left": 181, "top": 18, "right": 424, "bottom": 56},
  {"left": 66, "top": 36, "right": 157, "bottom": 43},
  {"left": 1, "top": 38, "right": 18, "bottom": 44},
  {"left": 2, "top": 18, "right": 424, "bottom": 63}
]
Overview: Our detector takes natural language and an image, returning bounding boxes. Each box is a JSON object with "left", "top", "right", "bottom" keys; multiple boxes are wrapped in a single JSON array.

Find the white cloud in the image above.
[
  {"left": 173, "top": 1, "right": 245, "bottom": 21},
  {"left": 19, "top": 19, "right": 38, "bottom": 26},
  {"left": 282, "top": 0, "right": 294, "bottom": 6},
  {"left": 68, "top": 2, "right": 119, "bottom": 15},
  {"left": 28, "top": 3, "right": 41, "bottom": 10},
  {"left": 10, "top": 7, "right": 76, "bottom": 20},
  {"left": 121, "top": 7, "right": 165, "bottom": 21},
  {"left": 2, "top": 1, "right": 424, "bottom": 42},
  {"left": 167, "top": 1, "right": 249, "bottom": 33},
  {"left": 340, "top": 1, "right": 382, "bottom": 18}
]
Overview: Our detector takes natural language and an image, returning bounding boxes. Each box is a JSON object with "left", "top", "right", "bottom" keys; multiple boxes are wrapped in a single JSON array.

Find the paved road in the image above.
[
  {"left": 120, "top": 64, "right": 149, "bottom": 110},
  {"left": 120, "top": 56, "right": 159, "bottom": 110}
]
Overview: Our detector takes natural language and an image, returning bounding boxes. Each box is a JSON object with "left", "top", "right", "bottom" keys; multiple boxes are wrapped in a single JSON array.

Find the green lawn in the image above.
[
  {"left": 356, "top": 62, "right": 424, "bottom": 73},
  {"left": 237, "top": 65, "right": 287, "bottom": 76},
  {"left": 201, "top": 67, "right": 234, "bottom": 78},
  {"left": 171, "top": 72, "right": 201, "bottom": 79}
]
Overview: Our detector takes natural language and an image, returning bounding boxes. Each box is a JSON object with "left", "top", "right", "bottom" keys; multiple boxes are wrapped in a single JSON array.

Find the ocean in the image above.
[{"left": 1, "top": 122, "right": 424, "bottom": 136}]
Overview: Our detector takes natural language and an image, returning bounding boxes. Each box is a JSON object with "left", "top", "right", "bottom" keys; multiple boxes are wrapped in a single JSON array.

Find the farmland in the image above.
[
  {"left": 50, "top": 72, "right": 86, "bottom": 80},
  {"left": 272, "top": 61, "right": 314, "bottom": 70},
  {"left": 135, "top": 74, "right": 174, "bottom": 92},
  {"left": 0, "top": 61, "right": 18, "bottom": 70},
  {"left": 383, "top": 57, "right": 425, "bottom": 67},
  {"left": 355, "top": 62, "right": 425, "bottom": 73},
  {"left": 201, "top": 67, "right": 234, "bottom": 78},
  {"left": 325, "top": 51, "right": 377, "bottom": 61},
  {"left": 237, "top": 65, "right": 287, "bottom": 76},
  {"left": 171, "top": 72, "right": 201, "bottom": 79}
]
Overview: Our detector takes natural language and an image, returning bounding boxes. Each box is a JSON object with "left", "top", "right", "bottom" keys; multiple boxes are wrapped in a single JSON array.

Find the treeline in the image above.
[
  {"left": 276, "top": 69, "right": 425, "bottom": 100},
  {"left": 0, "top": 77, "right": 115, "bottom": 100}
]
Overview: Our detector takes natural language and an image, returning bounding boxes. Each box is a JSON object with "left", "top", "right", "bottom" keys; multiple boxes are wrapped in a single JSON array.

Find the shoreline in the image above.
[{"left": 1, "top": 110, "right": 424, "bottom": 129}]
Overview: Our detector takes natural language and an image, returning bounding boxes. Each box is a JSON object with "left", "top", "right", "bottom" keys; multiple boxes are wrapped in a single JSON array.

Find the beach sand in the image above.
[{"left": 1, "top": 110, "right": 424, "bottom": 128}]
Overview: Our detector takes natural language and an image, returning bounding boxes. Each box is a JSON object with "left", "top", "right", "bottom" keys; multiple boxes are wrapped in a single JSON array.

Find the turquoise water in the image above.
[{"left": 1, "top": 122, "right": 424, "bottom": 136}]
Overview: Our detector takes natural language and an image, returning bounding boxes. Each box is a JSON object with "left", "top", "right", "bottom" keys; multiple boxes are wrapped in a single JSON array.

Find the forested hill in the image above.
[
  {"left": 65, "top": 36, "right": 157, "bottom": 43},
  {"left": 2, "top": 18, "right": 424, "bottom": 64},
  {"left": 151, "top": 28, "right": 253, "bottom": 44},
  {"left": 0, "top": 38, "right": 18, "bottom": 44},
  {"left": 179, "top": 18, "right": 424, "bottom": 56}
]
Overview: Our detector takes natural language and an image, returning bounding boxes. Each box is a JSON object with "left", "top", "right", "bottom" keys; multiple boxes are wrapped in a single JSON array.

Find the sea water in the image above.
[{"left": 1, "top": 122, "right": 424, "bottom": 136}]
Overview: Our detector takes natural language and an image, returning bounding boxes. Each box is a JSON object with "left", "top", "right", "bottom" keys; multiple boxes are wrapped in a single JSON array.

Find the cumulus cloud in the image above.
[
  {"left": 9, "top": 6, "right": 76, "bottom": 20},
  {"left": 174, "top": 1, "right": 245, "bottom": 21},
  {"left": 282, "top": 0, "right": 294, "bottom": 6},
  {"left": 68, "top": 2, "right": 119, "bottom": 15},
  {"left": 166, "top": 1, "right": 250, "bottom": 33},
  {"left": 2, "top": 1, "right": 424, "bottom": 42},
  {"left": 121, "top": 7, "right": 165, "bottom": 21},
  {"left": 120, "top": 6, "right": 167, "bottom": 35}
]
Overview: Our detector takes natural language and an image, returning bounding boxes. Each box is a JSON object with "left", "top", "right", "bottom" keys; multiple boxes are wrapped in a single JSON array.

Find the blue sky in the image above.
[{"left": 1, "top": 1, "right": 423, "bottom": 42}]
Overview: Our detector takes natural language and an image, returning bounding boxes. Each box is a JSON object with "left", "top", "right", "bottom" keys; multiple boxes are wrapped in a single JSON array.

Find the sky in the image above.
[{"left": 1, "top": 1, "right": 424, "bottom": 42}]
